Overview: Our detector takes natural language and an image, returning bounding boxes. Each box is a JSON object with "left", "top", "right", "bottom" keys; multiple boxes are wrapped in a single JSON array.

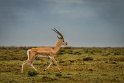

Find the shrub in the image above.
[
  {"left": 28, "top": 71, "right": 38, "bottom": 76},
  {"left": 83, "top": 56, "right": 93, "bottom": 61}
]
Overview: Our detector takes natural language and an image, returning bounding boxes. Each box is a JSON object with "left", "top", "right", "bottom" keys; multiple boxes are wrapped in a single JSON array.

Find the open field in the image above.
[{"left": 0, "top": 47, "right": 124, "bottom": 83}]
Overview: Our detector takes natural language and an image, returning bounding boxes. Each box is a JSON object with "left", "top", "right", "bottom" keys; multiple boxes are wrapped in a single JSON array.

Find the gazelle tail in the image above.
[{"left": 27, "top": 49, "right": 31, "bottom": 60}]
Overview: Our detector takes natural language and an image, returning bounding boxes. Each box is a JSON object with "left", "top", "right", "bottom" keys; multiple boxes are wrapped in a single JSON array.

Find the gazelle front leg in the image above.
[
  {"left": 30, "top": 64, "right": 37, "bottom": 71},
  {"left": 44, "top": 58, "right": 53, "bottom": 71},
  {"left": 30, "top": 60, "right": 37, "bottom": 72},
  {"left": 51, "top": 57, "right": 61, "bottom": 72}
]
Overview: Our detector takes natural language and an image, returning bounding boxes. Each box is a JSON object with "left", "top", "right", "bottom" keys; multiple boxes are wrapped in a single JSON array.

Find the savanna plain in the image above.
[{"left": 0, "top": 47, "right": 124, "bottom": 83}]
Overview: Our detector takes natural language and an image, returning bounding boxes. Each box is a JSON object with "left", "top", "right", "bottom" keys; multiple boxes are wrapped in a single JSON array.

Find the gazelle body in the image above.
[{"left": 21, "top": 28, "right": 67, "bottom": 73}]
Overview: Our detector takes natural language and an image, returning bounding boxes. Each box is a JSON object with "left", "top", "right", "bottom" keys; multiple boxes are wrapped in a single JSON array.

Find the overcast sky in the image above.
[{"left": 0, "top": 0, "right": 124, "bottom": 47}]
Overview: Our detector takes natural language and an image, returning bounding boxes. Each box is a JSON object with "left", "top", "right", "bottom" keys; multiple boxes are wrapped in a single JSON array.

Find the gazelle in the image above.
[{"left": 21, "top": 28, "right": 67, "bottom": 73}]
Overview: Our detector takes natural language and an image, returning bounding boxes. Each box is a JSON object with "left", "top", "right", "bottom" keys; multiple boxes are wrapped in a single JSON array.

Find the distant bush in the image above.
[
  {"left": 73, "top": 51, "right": 81, "bottom": 55},
  {"left": 83, "top": 48, "right": 95, "bottom": 55},
  {"left": 83, "top": 56, "right": 93, "bottom": 61}
]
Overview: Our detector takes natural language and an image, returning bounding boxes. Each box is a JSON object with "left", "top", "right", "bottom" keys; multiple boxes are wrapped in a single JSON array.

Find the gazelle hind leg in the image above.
[
  {"left": 21, "top": 49, "right": 31, "bottom": 73},
  {"left": 21, "top": 60, "right": 29, "bottom": 73}
]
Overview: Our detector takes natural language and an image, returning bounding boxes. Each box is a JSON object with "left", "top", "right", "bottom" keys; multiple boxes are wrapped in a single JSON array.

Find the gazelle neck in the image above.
[{"left": 53, "top": 39, "right": 63, "bottom": 54}]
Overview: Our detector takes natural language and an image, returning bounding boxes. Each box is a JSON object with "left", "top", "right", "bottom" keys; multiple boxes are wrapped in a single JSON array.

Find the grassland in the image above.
[{"left": 0, "top": 47, "right": 124, "bottom": 83}]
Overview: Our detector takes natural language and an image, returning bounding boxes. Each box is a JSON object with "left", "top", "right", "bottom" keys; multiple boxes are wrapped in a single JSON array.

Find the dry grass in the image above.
[{"left": 0, "top": 47, "right": 124, "bottom": 83}]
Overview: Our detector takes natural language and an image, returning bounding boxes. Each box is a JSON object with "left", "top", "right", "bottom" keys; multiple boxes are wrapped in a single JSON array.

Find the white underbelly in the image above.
[{"left": 37, "top": 55, "right": 49, "bottom": 58}]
